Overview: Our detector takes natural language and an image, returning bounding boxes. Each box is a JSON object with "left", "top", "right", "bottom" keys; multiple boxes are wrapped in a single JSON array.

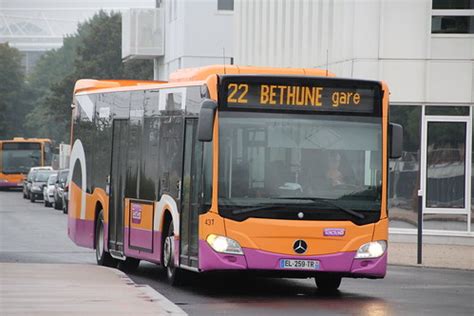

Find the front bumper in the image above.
[
  {"left": 30, "top": 191, "right": 44, "bottom": 199},
  {"left": 199, "top": 240, "right": 387, "bottom": 278}
]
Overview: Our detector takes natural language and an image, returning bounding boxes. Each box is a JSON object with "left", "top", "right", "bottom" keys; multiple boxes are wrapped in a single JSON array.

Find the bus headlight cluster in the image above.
[
  {"left": 206, "top": 234, "right": 243, "bottom": 255},
  {"left": 355, "top": 240, "right": 387, "bottom": 259}
]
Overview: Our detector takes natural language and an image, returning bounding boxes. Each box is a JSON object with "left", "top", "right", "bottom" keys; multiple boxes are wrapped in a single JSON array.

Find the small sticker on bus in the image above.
[{"left": 131, "top": 203, "right": 142, "bottom": 224}]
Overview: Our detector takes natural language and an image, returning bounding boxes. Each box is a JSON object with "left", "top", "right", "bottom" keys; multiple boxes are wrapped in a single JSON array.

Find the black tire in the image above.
[
  {"left": 62, "top": 200, "right": 68, "bottom": 214},
  {"left": 163, "top": 221, "right": 186, "bottom": 285},
  {"left": 54, "top": 199, "right": 61, "bottom": 210},
  {"left": 315, "top": 274, "right": 342, "bottom": 293},
  {"left": 118, "top": 257, "right": 140, "bottom": 272},
  {"left": 30, "top": 194, "right": 35, "bottom": 203},
  {"left": 44, "top": 199, "right": 50, "bottom": 207},
  {"left": 95, "top": 210, "right": 117, "bottom": 268},
  {"left": 23, "top": 191, "right": 27, "bottom": 199}
]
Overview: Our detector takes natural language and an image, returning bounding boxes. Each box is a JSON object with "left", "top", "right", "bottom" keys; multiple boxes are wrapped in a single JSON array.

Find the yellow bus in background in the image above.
[{"left": 0, "top": 138, "right": 53, "bottom": 188}]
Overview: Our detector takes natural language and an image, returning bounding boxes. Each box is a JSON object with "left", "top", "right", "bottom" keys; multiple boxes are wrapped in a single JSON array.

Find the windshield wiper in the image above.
[
  {"left": 273, "top": 197, "right": 365, "bottom": 220},
  {"left": 230, "top": 204, "right": 285, "bottom": 215}
]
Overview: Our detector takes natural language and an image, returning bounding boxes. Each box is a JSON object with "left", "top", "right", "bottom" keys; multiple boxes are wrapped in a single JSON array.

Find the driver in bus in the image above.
[{"left": 326, "top": 151, "right": 346, "bottom": 187}]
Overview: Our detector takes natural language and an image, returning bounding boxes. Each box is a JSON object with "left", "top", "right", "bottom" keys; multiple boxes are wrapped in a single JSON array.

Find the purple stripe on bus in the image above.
[
  {"left": 68, "top": 217, "right": 94, "bottom": 249},
  {"left": 129, "top": 227, "right": 153, "bottom": 251},
  {"left": 123, "top": 227, "right": 162, "bottom": 264},
  {"left": 243, "top": 247, "right": 354, "bottom": 271},
  {"left": 0, "top": 181, "right": 21, "bottom": 187},
  {"left": 199, "top": 240, "right": 248, "bottom": 271},
  {"left": 198, "top": 240, "right": 387, "bottom": 277},
  {"left": 350, "top": 252, "right": 387, "bottom": 277}
]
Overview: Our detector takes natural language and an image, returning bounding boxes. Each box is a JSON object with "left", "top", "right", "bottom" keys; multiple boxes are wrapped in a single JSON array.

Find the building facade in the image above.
[
  {"left": 233, "top": 0, "right": 473, "bottom": 237},
  {"left": 122, "top": 0, "right": 235, "bottom": 80}
]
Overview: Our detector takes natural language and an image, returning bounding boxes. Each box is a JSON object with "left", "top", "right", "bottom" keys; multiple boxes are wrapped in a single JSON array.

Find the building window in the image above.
[
  {"left": 432, "top": 0, "right": 474, "bottom": 34},
  {"left": 218, "top": 0, "right": 234, "bottom": 11},
  {"left": 432, "top": 16, "right": 474, "bottom": 33},
  {"left": 433, "top": 0, "right": 473, "bottom": 9},
  {"left": 388, "top": 105, "right": 422, "bottom": 230}
]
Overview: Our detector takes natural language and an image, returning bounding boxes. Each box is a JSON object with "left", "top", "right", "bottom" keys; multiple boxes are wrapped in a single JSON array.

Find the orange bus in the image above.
[
  {"left": 0, "top": 137, "right": 53, "bottom": 188},
  {"left": 67, "top": 66, "right": 402, "bottom": 291}
]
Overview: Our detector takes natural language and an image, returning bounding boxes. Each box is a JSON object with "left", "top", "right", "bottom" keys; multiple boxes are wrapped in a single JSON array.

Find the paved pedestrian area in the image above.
[
  {"left": 0, "top": 263, "right": 186, "bottom": 316},
  {"left": 389, "top": 242, "right": 474, "bottom": 270}
]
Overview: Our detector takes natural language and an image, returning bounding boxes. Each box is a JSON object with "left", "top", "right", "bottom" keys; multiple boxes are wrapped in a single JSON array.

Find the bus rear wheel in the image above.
[
  {"left": 315, "top": 274, "right": 342, "bottom": 293},
  {"left": 95, "top": 210, "right": 117, "bottom": 268},
  {"left": 163, "top": 221, "right": 185, "bottom": 285}
]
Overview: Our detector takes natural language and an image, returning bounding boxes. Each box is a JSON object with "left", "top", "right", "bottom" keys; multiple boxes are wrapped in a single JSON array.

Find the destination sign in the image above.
[{"left": 220, "top": 76, "right": 381, "bottom": 114}]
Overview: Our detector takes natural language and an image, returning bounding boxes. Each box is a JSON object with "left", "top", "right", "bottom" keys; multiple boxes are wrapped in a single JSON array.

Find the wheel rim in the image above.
[
  {"left": 97, "top": 220, "right": 104, "bottom": 260},
  {"left": 163, "top": 236, "right": 172, "bottom": 268}
]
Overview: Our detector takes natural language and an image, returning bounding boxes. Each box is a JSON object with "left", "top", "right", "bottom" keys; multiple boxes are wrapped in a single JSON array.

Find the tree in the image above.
[
  {"left": 0, "top": 43, "right": 28, "bottom": 139},
  {"left": 24, "top": 10, "right": 153, "bottom": 143}
]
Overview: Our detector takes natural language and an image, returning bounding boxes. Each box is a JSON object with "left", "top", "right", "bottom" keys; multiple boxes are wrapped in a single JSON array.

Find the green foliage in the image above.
[
  {"left": 0, "top": 43, "right": 27, "bottom": 139},
  {"left": 23, "top": 10, "right": 153, "bottom": 143}
]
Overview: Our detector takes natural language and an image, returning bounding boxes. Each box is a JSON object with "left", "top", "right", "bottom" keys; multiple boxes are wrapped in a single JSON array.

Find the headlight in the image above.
[
  {"left": 32, "top": 185, "right": 41, "bottom": 191},
  {"left": 355, "top": 240, "right": 387, "bottom": 259},
  {"left": 206, "top": 234, "right": 243, "bottom": 255}
]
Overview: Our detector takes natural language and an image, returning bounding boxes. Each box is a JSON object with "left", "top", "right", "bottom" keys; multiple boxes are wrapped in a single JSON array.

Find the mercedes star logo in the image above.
[{"left": 293, "top": 240, "right": 308, "bottom": 254}]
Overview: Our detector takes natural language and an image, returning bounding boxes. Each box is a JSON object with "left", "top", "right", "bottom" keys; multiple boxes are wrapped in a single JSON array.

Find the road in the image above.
[{"left": 1, "top": 190, "right": 473, "bottom": 315}]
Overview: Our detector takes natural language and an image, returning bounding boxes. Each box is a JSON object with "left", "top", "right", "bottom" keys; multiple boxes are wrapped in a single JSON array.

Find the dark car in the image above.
[
  {"left": 23, "top": 166, "right": 53, "bottom": 199},
  {"left": 53, "top": 169, "right": 69, "bottom": 210},
  {"left": 29, "top": 170, "right": 56, "bottom": 202}
]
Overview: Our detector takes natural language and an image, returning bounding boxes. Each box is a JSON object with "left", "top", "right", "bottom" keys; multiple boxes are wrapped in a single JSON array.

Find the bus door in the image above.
[
  {"left": 109, "top": 119, "right": 128, "bottom": 256},
  {"left": 180, "top": 118, "right": 202, "bottom": 269}
]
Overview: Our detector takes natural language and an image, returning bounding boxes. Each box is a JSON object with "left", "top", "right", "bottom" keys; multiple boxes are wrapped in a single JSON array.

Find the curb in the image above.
[
  {"left": 111, "top": 268, "right": 187, "bottom": 315},
  {"left": 388, "top": 263, "right": 474, "bottom": 272}
]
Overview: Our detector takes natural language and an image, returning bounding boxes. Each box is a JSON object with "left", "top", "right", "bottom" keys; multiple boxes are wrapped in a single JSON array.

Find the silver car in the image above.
[{"left": 43, "top": 173, "right": 58, "bottom": 207}]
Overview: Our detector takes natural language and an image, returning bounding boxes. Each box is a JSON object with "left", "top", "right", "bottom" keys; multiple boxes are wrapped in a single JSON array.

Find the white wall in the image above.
[
  {"left": 155, "top": 0, "right": 233, "bottom": 80},
  {"left": 234, "top": 0, "right": 474, "bottom": 105}
]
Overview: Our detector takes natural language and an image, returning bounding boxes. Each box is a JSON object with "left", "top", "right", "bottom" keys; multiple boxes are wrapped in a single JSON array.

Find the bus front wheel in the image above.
[
  {"left": 315, "top": 274, "right": 342, "bottom": 293},
  {"left": 95, "top": 210, "right": 117, "bottom": 268},
  {"left": 163, "top": 222, "right": 185, "bottom": 285}
]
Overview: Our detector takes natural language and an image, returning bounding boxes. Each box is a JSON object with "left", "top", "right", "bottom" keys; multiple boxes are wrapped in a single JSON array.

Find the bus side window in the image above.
[
  {"left": 201, "top": 141, "right": 213, "bottom": 210},
  {"left": 44, "top": 143, "right": 52, "bottom": 166}
]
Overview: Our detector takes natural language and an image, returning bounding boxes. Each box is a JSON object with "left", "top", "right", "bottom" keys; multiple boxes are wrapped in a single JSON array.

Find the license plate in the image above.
[{"left": 279, "top": 259, "right": 320, "bottom": 270}]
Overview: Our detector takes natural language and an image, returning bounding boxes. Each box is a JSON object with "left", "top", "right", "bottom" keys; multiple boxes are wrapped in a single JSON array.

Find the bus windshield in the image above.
[
  {"left": 218, "top": 112, "right": 382, "bottom": 218},
  {"left": 1, "top": 143, "right": 42, "bottom": 174}
]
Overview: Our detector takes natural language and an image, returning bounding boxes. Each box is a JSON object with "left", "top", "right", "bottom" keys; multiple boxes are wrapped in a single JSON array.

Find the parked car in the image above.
[
  {"left": 23, "top": 166, "right": 53, "bottom": 199},
  {"left": 62, "top": 181, "right": 69, "bottom": 214},
  {"left": 43, "top": 173, "right": 58, "bottom": 207},
  {"left": 53, "top": 169, "right": 69, "bottom": 210},
  {"left": 30, "top": 170, "right": 56, "bottom": 202}
]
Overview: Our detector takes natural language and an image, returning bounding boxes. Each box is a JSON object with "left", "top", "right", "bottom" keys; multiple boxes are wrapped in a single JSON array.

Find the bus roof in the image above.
[
  {"left": 169, "top": 65, "right": 334, "bottom": 82},
  {"left": 73, "top": 65, "right": 335, "bottom": 94},
  {"left": 73, "top": 79, "right": 165, "bottom": 94},
  {"left": 0, "top": 138, "right": 52, "bottom": 143}
]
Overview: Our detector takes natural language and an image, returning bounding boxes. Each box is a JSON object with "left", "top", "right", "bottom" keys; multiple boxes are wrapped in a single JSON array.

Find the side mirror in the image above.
[
  {"left": 389, "top": 123, "right": 403, "bottom": 159},
  {"left": 197, "top": 99, "right": 218, "bottom": 142}
]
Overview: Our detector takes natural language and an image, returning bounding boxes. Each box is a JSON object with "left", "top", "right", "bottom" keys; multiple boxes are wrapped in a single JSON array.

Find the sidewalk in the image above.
[
  {"left": 388, "top": 234, "right": 474, "bottom": 270},
  {"left": 0, "top": 263, "right": 186, "bottom": 316}
]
